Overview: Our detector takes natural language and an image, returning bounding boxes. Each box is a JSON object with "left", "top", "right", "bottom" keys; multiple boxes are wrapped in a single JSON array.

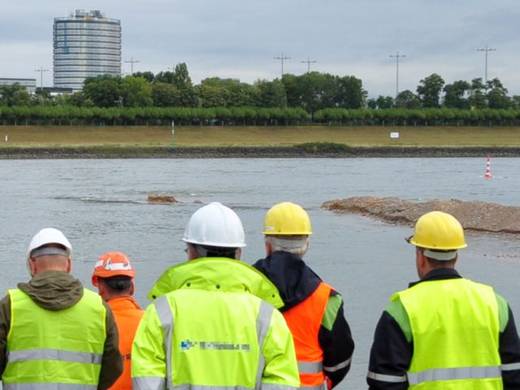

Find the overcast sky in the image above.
[{"left": 1, "top": 0, "right": 519, "bottom": 97}]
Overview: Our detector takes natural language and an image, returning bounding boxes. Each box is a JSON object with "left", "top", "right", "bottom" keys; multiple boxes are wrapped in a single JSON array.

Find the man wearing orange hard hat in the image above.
[{"left": 92, "top": 252, "right": 143, "bottom": 390}]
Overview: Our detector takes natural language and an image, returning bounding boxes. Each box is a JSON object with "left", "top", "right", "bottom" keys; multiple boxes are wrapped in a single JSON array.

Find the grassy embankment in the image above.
[{"left": 0, "top": 125, "right": 519, "bottom": 147}]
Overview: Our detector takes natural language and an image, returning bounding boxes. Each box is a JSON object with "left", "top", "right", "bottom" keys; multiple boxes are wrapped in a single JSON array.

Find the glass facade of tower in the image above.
[{"left": 53, "top": 10, "right": 121, "bottom": 90}]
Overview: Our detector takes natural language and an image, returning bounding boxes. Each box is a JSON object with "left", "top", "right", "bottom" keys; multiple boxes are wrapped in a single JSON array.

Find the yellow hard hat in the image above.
[
  {"left": 408, "top": 211, "right": 467, "bottom": 250},
  {"left": 263, "top": 202, "right": 312, "bottom": 235}
]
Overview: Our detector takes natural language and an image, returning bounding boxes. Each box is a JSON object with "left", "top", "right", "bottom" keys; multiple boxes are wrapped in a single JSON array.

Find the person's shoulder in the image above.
[{"left": 0, "top": 294, "right": 10, "bottom": 313}]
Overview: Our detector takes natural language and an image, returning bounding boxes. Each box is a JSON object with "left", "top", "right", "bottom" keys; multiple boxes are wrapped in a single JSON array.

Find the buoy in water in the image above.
[{"left": 484, "top": 156, "right": 492, "bottom": 180}]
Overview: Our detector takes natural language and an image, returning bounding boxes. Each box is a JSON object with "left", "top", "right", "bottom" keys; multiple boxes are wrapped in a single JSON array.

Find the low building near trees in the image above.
[{"left": 0, "top": 78, "right": 37, "bottom": 94}]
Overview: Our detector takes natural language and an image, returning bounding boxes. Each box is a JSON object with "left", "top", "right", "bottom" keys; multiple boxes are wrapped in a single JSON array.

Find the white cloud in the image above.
[{"left": 1, "top": 0, "right": 518, "bottom": 95}]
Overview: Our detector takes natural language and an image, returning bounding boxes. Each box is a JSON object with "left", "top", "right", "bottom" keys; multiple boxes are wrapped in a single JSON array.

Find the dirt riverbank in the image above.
[
  {"left": 1, "top": 146, "right": 520, "bottom": 159},
  {"left": 322, "top": 196, "right": 520, "bottom": 234}
]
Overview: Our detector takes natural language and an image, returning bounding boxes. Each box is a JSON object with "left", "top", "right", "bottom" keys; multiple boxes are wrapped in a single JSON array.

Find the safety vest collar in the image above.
[
  {"left": 107, "top": 296, "right": 142, "bottom": 311},
  {"left": 148, "top": 257, "right": 283, "bottom": 308}
]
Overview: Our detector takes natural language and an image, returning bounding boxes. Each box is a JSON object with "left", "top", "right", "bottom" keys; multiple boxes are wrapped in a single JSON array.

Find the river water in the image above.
[{"left": 1, "top": 158, "right": 520, "bottom": 388}]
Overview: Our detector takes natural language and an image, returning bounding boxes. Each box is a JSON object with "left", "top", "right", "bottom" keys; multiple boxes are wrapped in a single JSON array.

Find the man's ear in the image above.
[
  {"left": 27, "top": 258, "right": 37, "bottom": 277},
  {"left": 264, "top": 239, "right": 272, "bottom": 255}
]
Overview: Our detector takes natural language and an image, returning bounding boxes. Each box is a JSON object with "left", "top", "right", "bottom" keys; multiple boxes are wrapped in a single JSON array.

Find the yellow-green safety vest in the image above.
[
  {"left": 132, "top": 257, "right": 300, "bottom": 390},
  {"left": 397, "top": 278, "right": 502, "bottom": 389},
  {"left": 3, "top": 288, "right": 107, "bottom": 390}
]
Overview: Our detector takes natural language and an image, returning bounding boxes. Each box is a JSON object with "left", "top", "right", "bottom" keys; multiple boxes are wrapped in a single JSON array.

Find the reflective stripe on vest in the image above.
[
  {"left": 154, "top": 296, "right": 175, "bottom": 390},
  {"left": 255, "top": 301, "right": 274, "bottom": 389},
  {"left": 132, "top": 376, "right": 166, "bottom": 390},
  {"left": 283, "top": 282, "right": 332, "bottom": 388},
  {"left": 323, "top": 357, "right": 351, "bottom": 373},
  {"left": 132, "top": 378, "right": 299, "bottom": 390},
  {"left": 152, "top": 296, "right": 274, "bottom": 389},
  {"left": 4, "top": 288, "right": 106, "bottom": 387},
  {"left": 502, "top": 362, "right": 520, "bottom": 371},
  {"left": 298, "top": 361, "right": 323, "bottom": 374},
  {"left": 397, "top": 278, "right": 501, "bottom": 389},
  {"left": 407, "top": 366, "right": 501, "bottom": 385},
  {"left": 4, "top": 384, "right": 98, "bottom": 390},
  {"left": 367, "top": 371, "right": 407, "bottom": 383},
  {"left": 367, "top": 364, "right": 520, "bottom": 385},
  {"left": 8, "top": 349, "right": 102, "bottom": 364}
]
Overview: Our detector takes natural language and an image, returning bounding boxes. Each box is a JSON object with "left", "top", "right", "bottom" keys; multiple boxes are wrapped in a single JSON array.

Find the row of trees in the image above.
[
  {"left": 2, "top": 106, "right": 520, "bottom": 127},
  {"left": 0, "top": 64, "right": 384, "bottom": 112},
  {"left": 315, "top": 108, "right": 520, "bottom": 126},
  {"left": 0, "top": 106, "right": 309, "bottom": 126},
  {"left": 0, "top": 63, "right": 362, "bottom": 114},
  {"left": 79, "top": 64, "right": 366, "bottom": 114},
  {"left": 1, "top": 64, "right": 519, "bottom": 112},
  {"left": 369, "top": 75, "right": 516, "bottom": 110}
]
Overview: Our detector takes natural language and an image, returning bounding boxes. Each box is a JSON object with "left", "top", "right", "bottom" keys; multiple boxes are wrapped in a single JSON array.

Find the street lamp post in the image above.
[
  {"left": 476, "top": 46, "right": 496, "bottom": 84},
  {"left": 389, "top": 51, "right": 406, "bottom": 99},
  {"left": 34, "top": 67, "right": 49, "bottom": 90},
  {"left": 274, "top": 53, "right": 291, "bottom": 78},
  {"left": 124, "top": 57, "right": 140, "bottom": 74},
  {"left": 301, "top": 57, "right": 317, "bottom": 73}
]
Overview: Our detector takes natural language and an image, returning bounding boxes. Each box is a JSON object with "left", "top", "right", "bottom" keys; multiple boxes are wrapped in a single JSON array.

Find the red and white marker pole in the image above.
[{"left": 484, "top": 156, "right": 492, "bottom": 179}]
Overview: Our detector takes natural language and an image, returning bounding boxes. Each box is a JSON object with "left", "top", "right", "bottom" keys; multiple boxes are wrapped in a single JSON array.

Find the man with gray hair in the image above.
[
  {"left": 0, "top": 227, "right": 122, "bottom": 389},
  {"left": 254, "top": 202, "right": 355, "bottom": 389}
]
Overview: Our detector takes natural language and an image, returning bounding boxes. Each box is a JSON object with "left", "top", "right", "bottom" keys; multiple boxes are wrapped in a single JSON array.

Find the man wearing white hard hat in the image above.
[
  {"left": 132, "top": 202, "right": 300, "bottom": 390},
  {"left": 0, "top": 228, "right": 123, "bottom": 389}
]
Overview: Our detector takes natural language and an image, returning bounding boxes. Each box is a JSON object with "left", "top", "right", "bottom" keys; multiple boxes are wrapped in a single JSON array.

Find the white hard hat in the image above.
[
  {"left": 27, "top": 228, "right": 72, "bottom": 258},
  {"left": 182, "top": 202, "right": 246, "bottom": 248}
]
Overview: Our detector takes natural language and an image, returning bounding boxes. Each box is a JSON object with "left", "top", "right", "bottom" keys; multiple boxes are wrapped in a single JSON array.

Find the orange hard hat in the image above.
[{"left": 92, "top": 251, "right": 135, "bottom": 280}]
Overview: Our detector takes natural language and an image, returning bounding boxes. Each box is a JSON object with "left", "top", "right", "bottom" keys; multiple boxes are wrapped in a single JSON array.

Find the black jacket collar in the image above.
[
  {"left": 253, "top": 251, "right": 322, "bottom": 312},
  {"left": 409, "top": 268, "right": 462, "bottom": 288}
]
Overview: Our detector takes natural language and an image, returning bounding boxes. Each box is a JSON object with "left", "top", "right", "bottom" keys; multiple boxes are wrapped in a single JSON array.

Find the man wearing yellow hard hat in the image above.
[
  {"left": 254, "top": 202, "right": 355, "bottom": 389},
  {"left": 367, "top": 211, "right": 520, "bottom": 389}
]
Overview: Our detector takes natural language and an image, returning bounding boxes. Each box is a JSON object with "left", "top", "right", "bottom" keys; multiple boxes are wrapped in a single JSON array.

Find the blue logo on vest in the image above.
[{"left": 180, "top": 340, "right": 197, "bottom": 351}]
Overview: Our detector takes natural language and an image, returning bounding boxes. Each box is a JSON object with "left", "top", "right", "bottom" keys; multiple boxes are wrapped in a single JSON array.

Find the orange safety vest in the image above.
[
  {"left": 283, "top": 282, "right": 332, "bottom": 389},
  {"left": 108, "top": 296, "right": 144, "bottom": 390}
]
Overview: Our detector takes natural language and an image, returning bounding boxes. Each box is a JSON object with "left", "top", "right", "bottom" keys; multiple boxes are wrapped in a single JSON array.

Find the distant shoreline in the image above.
[{"left": 0, "top": 146, "right": 519, "bottom": 159}]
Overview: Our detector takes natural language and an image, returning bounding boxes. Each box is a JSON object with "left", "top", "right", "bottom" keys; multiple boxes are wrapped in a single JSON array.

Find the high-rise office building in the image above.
[{"left": 53, "top": 9, "right": 121, "bottom": 91}]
